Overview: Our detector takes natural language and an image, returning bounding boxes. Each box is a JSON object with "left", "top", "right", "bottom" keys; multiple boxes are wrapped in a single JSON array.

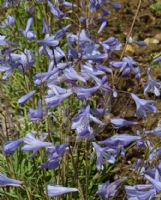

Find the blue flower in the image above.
[
  {"left": 42, "top": 18, "right": 50, "bottom": 34},
  {"left": 144, "top": 169, "right": 161, "bottom": 192},
  {"left": 98, "top": 20, "right": 107, "bottom": 33},
  {"left": 38, "top": 35, "right": 59, "bottom": 47},
  {"left": 72, "top": 105, "right": 103, "bottom": 139},
  {"left": 28, "top": 100, "right": 45, "bottom": 121},
  {"left": 131, "top": 93, "right": 157, "bottom": 118},
  {"left": 40, "top": 144, "right": 68, "bottom": 169},
  {"left": 4, "top": 15, "right": 15, "bottom": 27},
  {"left": 54, "top": 24, "right": 71, "bottom": 40},
  {"left": 3, "top": 138, "right": 24, "bottom": 156},
  {"left": 97, "top": 178, "right": 125, "bottom": 199},
  {"left": 144, "top": 68, "right": 161, "bottom": 96},
  {"left": 125, "top": 184, "right": 156, "bottom": 200},
  {"left": 0, "top": 35, "right": 9, "bottom": 45},
  {"left": 144, "top": 127, "right": 161, "bottom": 137},
  {"left": 63, "top": 66, "right": 86, "bottom": 82},
  {"left": 45, "top": 85, "right": 73, "bottom": 108},
  {"left": 0, "top": 173, "right": 23, "bottom": 187},
  {"left": 48, "top": 1, "right": 64, "bottom": 19},
  {"left": 92, "top": 142, "right": 117, "bottom": 170},
  {"left": 22, "top": 132, "right": 52, "bottom": 156},
  {"left": 99, "top": 134, "right": 141, "bottom": 147},
  {"left": 110, "top": 56, "right": 139, "bottom": 77},
  {"left": 111, "top": 117, "right": 138, "bottom": 128},
  {"left": 153, "top": 56, "right": 161, "bottom": 63},
  {"left": 19, "top": 18, "right": 36, "bottom": 40},
  {"left": 18, "top": 90, "right": 36, "bottom": 105},
  {"left": 101, "top": 37, "right": 121, "bottom": 51},
  {"left": 47, "top": 184, "right": 78, "bottom": 197}
]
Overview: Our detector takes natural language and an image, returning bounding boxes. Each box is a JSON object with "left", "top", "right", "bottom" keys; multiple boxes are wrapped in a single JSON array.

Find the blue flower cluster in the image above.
[{"left": 0, "top": 0, "right": 161, "bottom": 199}]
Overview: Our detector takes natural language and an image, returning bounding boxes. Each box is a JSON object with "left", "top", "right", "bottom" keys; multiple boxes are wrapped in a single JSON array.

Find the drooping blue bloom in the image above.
[
  {"left": 131, "top": 93, "right": 157, "bottom": 118},
  {"left": 38, "top": 35, "right": 59, "bottom": 47},
  {"left": 144, "top": 68, "right": 161, "bottom": 96},
  {"left": 47, "top": 184, "right": 78, "bottom": 197},
  {"left": 18, "top": 90, "right": 36, "bottom": 105},
  {"left": 72, "top": 105, "right": 103, "bottom": 139},
  {"left": 111, "top": 117, "right": 138, "bottom": 128},
  {"left": 0, "top": 173, "right": 23, "bottom": 187},
  {"left": 92, "top": 142, "right": 117, "bottom": 170},
  {"left": 125, "top": 184, "right": 156, "bottom": 200},
  {"left": 110, "top": 56, "right": 138, "bottom": 76},
  {"left": 97, "top": 178, "right": 125, "bottom": 199},
  {"left": 3, "top": 138, "right": 24, "bottom": 156},
  {"left": 45, "top": 85, "right": 73, "bottom": 108},
  {"left": 19, "top": 18, "right": 36, "bottom": 40},
  {"left": 40, "top": 144, "right": 68, "bottom": 169},
  {"left": 99, "top": 134, "right": 141, "bottom": 147},
  {"left": 48, "top": 1, "right": 64, "bottom": 19},
  {"left": 28, "top": 100, "right": 45, "bottom": 121},
  {"left": 22, "top": 132, "right": 52, "bottom": 154}
]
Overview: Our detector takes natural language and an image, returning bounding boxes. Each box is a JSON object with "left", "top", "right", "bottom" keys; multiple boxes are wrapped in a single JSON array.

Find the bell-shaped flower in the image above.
[
  {"left": 144, "top": 68, "right": 161, "bottom": 96},
  {"left": 92, "top": 142, "right": 117, "bottom": 170},
  {"left": 18, "top": 90, "right": 36, "bottom": 105},
  {"left": 28, "top": 100, "right": 45, "bottom": 121},
  {"left": 47, "top": 184, "right": 78, "bottom": 197},
  {"left": 97, "top": 178, "right": 125, "bottom": 199},
  {"left": 3, "top": 138, "right": 24, "bottom": 156},
  {"left": 111, "top": 117, "right": 138, "bottom": 128},
  {"left": 125, "top": 184, "right": 156, "bottom": 200},
  {"left": 19, "top": 18, "right": 36, "bottom": 40},
  {"left": 22, "top": 132, "right": 52, "bottom": 155},
  {"left": 0, "top": 173, "right": 23, "bottom": 187},
  {"left": 131, "top": 93, "right": 157, "bottom": 118}
]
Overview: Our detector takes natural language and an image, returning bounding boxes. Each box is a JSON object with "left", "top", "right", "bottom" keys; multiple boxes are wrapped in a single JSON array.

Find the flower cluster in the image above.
[{"left": 0, "top": 0, "right": 161, "bottom": 199}]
